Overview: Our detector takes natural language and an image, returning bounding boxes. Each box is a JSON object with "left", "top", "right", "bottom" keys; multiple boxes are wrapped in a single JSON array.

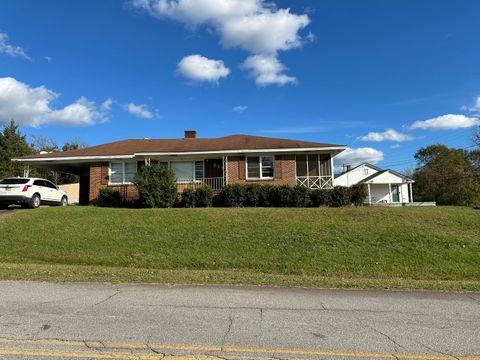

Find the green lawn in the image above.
[{"left": 0, "top": 206, "right": 479, "bottom": 290}]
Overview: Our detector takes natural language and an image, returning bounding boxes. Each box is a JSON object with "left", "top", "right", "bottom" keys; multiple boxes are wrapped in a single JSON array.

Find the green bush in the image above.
[
  {"left": 182, "top": 188, "right": 195, "bottom": 208},
  {"left": 292, "top": 185, "right": 311, "bottom": 207},
  {"left": 195, "top": 185, "right": 213, "bottom": 207},
  {"left": 330, "top": 186, "right": 351, "bottom": 207},
  {"left": 243, "top": 184, "right": 263, "bottom": 207},
  {"left": 258, "top": 185, "right": 274, "bottom": 207},
  {"left": 350, "top": 184, "right": 368, "bottom": 206},
  {"left": 272, "top": 185, "right": 294, "bottom": 207},
  {"left": 134, "top": 164, "right": 177, "bottom": 208},
  {"left": 309, "top": 189, "right": 331, "bottom": 207},
  {"left": 222, "top": 184, "right": 245, "bottom": 207},
  {"left": 97, "top": 188, "right": 123, "bottom": 207},
  {"left": 219, "top": 184, "right": 363, "bottom": 208}
]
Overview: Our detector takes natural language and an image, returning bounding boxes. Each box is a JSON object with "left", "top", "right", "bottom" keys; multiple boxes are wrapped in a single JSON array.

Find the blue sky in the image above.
[{"left": 1, "top": 0, "right": 479, "bottom": 171}]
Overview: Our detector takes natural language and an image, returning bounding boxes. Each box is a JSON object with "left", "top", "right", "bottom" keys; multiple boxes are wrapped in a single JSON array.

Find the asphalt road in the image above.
[{"left": 0, "top": 282, "right": 479, "bottom": 360}]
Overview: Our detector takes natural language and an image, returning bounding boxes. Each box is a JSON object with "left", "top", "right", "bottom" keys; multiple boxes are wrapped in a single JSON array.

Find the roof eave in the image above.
[{"left": 13, "top": 146, "right": 346, "bottom": 163}]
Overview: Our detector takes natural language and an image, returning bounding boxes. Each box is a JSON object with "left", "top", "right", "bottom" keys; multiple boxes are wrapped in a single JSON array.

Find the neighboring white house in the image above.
[{"left": 334, "top": 163, "right": 414, "bottom": 204}]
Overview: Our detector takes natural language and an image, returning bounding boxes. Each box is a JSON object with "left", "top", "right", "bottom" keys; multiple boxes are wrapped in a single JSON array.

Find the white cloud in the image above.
[
  {"left": 219, "top": 8, "right": 310, "bottom": 54},
  {"left": 358, "top": 128, "right": 414, "bottom": 142},
  {"left": 123, "top": 102, "right": 156, "bottom": 119},
  {"left": 44, "top": 56, "right": 54, "bottom": 62},
  {"left": 390, "top": 144, "right": 401, "bottom": 149},
  {"left": 177, "top": 54, "right": 230, "bottom": 83},
  {"left": 233, "top": 105, "right": 248, "bottom": 113},
  {"left": 101, "top": 97, "right": 114, "bottom": 111},
  {"left": 131, "top": 0, "right": 310, "bottom": 86},
  {"left": 409, "top": 114, "right": 480, "bottom": 131},
  {"left": 334, "top": 147, "right": 384, "bottom": 168},
  {"left": 241, "top": 55, "right": 296, "bottom": 86},
  {"left": 0, "top": 77, "right": 102, "bottom": 127},
  {"left": 0, "top": 32, "right": 31, "bottom": 60},
  {"left": 45, "top": 97, "right": 101, "bottom": 126}
]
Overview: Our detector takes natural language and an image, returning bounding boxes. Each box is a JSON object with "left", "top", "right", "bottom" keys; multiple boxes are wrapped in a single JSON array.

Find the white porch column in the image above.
[
  {"left": 367, "top": 183, "right": 372, "bottom": 205},
  {"left": 224, "top": 156, "right": 228, "bottom": 185},
  {"left": 388, "top": 183, "right": 392, "bottom": 203},
  {"left": 409, "top": 183, "right": 413, "bottom": 203},
  {"left": 23, "top": 165, "right": 30, "bottom": 177}
]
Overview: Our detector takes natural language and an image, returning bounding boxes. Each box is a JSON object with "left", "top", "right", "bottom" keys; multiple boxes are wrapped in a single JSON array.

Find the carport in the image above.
[{"left": 14, "top": 159, "right": 92, "bottom": 205}]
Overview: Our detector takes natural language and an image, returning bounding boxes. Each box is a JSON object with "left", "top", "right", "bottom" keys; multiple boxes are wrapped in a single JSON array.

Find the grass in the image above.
[{"left": 0, "top": 206, "right": 479, "bottom": 291}]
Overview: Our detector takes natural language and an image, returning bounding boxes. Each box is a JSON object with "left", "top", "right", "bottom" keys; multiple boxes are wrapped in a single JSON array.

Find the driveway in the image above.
[
  {"left": 0, "top": 208, "right": 15, "bottom": 218},
  {"left": 0, "top": 282, "right": 479, "bottom": 359}
]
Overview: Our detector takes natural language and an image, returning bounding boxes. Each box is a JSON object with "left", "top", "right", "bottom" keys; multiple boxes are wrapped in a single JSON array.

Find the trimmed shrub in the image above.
[
  {"left": 195, "top": 185, "right": 213, "bottom": 207},
  {"left": 330, "top": 186, "right": 351, "bottom": 207},
  {"left": 272, "top": 185, "right": 294, "bottom": 207},
  {"left": 350, "top": 184, "right": 368, "bottom": 206},
  {"left": 97, "top": 188, "right": 123, "bottom": 207},
  {"left": 244, "top": 184, "right": 263, "bottom": 207},
  {"left": 258, "top": 185, "right": 274, "bottom": 207},
  {"left": 182, "top": 188, "right": 195, "bottom": 208},
  {"left": 309, "top": 189, "right": 331, "bottom": 207},
  {"left": 134, "top": 164, "right": 177, "bottom": 208},
  {"left": 292, "top": 185, "right": 311, "bottom": 207},
  {"left": 222, "top": 183, "right": 245, "bottom": 207}
]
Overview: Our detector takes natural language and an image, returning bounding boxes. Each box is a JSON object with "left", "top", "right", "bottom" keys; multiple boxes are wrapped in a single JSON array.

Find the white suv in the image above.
[{"left": 0, "top": 178, "right": 68, "bottom": 209}]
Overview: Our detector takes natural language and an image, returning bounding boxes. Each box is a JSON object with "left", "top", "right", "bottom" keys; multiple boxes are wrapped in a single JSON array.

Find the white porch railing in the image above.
[
  {"left": 296, "top": 176, "right": 333, "bottom": 189},
  {"left": 177, "top": 177, "right": 225, "bottom": 191}
]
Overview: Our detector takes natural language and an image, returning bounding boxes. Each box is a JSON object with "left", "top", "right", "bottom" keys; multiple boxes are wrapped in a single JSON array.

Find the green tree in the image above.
[
  {"left": 413, "top": 144, "right": 480, "bottom": 206},
  {"left": 0, "top": 121, "right": 33, "bottom": 178}
]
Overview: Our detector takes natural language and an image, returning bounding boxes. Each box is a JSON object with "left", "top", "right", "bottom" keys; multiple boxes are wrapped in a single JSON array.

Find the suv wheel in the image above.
[
  {"left": 60, "top": 196, "right": 68, "bottom": 207},
  {"left": 29, "top": 194, "right": 41, "bottom": 209}
]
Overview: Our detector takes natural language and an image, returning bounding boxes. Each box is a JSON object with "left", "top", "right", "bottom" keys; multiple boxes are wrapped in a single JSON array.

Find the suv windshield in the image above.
[{"left": 0, "top": 178, "right": 29, "bottom": 185}]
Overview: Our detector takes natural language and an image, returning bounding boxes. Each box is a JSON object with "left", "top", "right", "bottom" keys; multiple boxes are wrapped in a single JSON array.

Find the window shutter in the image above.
[
  {"left": 238, "top": 157, "right": 246, "bottom": 180},
  {"left": 101, "top": 163, "right": 109, "bottom": 185},
  {"left": 275, "top": 155, "right": 282, "bottom": 179}
]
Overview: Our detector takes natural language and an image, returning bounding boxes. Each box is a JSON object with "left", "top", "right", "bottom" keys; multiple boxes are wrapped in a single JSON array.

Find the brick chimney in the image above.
[{"left": 184, "top": 130, "right": 197, "bottom": 139}]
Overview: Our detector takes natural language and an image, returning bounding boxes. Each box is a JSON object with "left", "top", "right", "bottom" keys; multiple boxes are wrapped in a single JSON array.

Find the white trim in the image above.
[
  {"left": 15, "top": 155, "right": 134, "bottom": 162},
  {"left": 245, "top": 155, "right": 275, "bottom": 180},
  {"left": 13, "top": 146, "right": 345, "bottom": 163}
]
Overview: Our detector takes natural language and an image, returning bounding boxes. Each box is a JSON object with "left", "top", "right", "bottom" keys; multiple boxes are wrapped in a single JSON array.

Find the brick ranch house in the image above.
[{"left": 14, "top": 131, "right": 346, "bottom": 205}]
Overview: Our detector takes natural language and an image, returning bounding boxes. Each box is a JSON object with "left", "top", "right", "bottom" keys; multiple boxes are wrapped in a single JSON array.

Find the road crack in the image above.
[
  {"left": 416, "top": 340, "right": 460, "bottom": 360},
  {"left": 221, "top": 315, "right": 233, "bottom": 351},
  {"left": 94, "top": 288, "right": 120, "bottom": 307}
]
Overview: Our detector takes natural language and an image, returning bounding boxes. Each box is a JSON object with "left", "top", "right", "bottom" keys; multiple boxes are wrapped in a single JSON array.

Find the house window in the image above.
[
  {"left": 171, "top": 162, "right": 194, "bottom": 181},
  {"left": 195, "top": 161, "right": 204, "bottom": 180},
  {"left": 170, "top": 161, "right": 204, "bottom": 181},
  {"left": 246, "top": 156, "right": 274, "bottom": 179},
  {"left": 109, "top": 162, "right": 137, "bottom": 184}
]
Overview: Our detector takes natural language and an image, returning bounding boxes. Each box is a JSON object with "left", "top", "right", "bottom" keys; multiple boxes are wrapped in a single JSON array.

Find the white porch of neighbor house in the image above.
[{"left": 366, "top": 182, "right": 413, "bottom": 205}]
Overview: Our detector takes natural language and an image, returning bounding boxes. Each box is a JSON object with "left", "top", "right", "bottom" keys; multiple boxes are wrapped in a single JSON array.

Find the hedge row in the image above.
[
  {"left": 220, "top": 183, "right": 368, "bottom": 208},
  {"left": 97, "top": 183, "right": 367, "bottom": 208}
]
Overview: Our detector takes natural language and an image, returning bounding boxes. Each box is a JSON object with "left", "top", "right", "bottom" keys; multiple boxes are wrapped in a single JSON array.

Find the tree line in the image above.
[{"left": 0, "top": 121, "right": 86, "bottom": 184}]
